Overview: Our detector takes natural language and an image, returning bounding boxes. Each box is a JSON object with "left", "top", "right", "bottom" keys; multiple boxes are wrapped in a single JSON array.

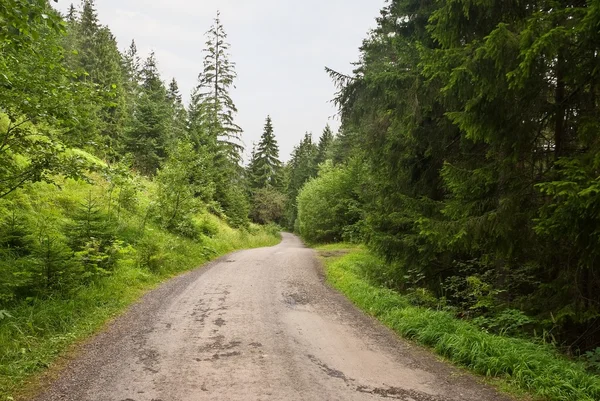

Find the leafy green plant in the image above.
[
  {"left": 297, "top": 161, "right": 363, "bottom": 243},
  {"left": 582, "top": 348, "right": 600, "bottom": 374},
  {"left": 250, "top": 187, "right": 286, "bottom": 225},
  {"left": 196, "top": 216, "right": 219, "bottom": 238},
  {"left": 136, "top": 234, "right": 165, "bottom": 272},
  {"left": 472, "top": 309, "right": 535, "bottom": 337}
]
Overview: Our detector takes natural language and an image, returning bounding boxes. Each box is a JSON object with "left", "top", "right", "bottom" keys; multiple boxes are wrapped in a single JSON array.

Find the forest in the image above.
[
  {"left": 2, "top": 0, "right": 600, "bottom": 398},
  {"left": 0, "top": 0, "right": 296, "bottom": 303},
  {"left": 292, "top": 0, "right": 600, "bottom": 366}
]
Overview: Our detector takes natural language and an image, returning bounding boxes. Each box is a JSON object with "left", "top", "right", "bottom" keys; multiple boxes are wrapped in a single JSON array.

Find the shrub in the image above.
[
  {"left": 250, "top": 187, "right": 286, "bottom": 224},
  {"left": 296, "top": 162, "right": 363, "bottom": 243}
]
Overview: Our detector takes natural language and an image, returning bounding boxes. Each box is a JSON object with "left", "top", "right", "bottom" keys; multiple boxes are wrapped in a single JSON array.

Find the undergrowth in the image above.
[
  {"left": 318, "top": 247, "right": 600, "bottom": 401},
  {"left": 0, "top": 177, "right": 280, "bottom": 400}
]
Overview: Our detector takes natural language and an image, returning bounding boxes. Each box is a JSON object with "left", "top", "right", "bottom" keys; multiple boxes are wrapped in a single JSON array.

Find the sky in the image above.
[{"left": 53, "top": 1, "right": 383, "bottom": 162}]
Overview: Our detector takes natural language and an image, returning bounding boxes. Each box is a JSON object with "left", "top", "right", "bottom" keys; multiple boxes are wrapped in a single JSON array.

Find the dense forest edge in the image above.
[
  {"left": 0, "top": 1, "right": 286, "bottom": 398},
  {"left": 287, "top": 0, "right": 600, "bottom": 400}
]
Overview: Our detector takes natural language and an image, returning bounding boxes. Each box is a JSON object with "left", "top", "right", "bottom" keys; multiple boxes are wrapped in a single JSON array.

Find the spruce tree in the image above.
[
  {"left": 125, "top": 52, "right": 170, "bottom": 175},
  {"left": 187, "top": 10, "right": 248, "bottom": 225},
  {"left": 122, "top": 40, "right": 141, "bottom": 93},
  {"left": 66, "top": 0, "right": 127, "bottom": 158},
  {"left": 324, "top": 0, "right": 600, "bottom": 350},
  {"left": 66, "top": 3, "right": 77, "bottom": 22},
  {"left": 250, "top": 116, "right": 282, "bottom": 189},
  {"left": 189, "top": 10, "right": 242, "bottom": 160},
  {"left": 166, "top": 78, "right": 188, "bottom": 145},
  {"left": 315, "top": 124, "right": 334, "bottom": 166},
  {"left": 285, "top": 133, "right": 317, "bottom": 228},
  {"left": 121, "top": 40, "right": 141, "bottom": 136},
  {"left": 247, "top": 144, "right": 259, "bottom": 189}
]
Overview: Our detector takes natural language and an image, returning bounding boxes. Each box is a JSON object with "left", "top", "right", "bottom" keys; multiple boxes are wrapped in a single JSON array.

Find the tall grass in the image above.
[{"left": 319, "top": 248, "right": 600, "bottom": 401}]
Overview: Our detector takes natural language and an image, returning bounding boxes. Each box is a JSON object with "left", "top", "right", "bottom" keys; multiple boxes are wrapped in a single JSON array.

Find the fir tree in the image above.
[
  {"left": 285, "top": 133, "right": 317, "bottom": 228},
  {"left": 125, "top": 52, "right": 170, "bottom": 175},
  {"left": 315, "top": 124, "right": 334, "bottom": 166},
  {"left": 166, "top": 78, "right": 188, "bottom": 145},
  {"left": 250, "top": 116, "right": 282, "bottom": 189},
  {"left": 66, "top": 3, "right": 77, "bottom": 22},
  {"left": 189, "top": 10, "right": 242, "bottom": 161}
]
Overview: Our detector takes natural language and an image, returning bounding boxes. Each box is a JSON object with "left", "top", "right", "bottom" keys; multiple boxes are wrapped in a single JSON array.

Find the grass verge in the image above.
[
  {"left": 0, "top": 224, "right": 280, "bottom": 400},
  {"left": 317, "top": 246, "right": 600, "bottom": 401}
]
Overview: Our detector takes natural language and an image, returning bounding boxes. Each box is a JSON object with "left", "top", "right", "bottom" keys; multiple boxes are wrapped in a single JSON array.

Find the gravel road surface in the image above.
[{"left": 33, "top": 233, "right": 511, "bottom": 401}]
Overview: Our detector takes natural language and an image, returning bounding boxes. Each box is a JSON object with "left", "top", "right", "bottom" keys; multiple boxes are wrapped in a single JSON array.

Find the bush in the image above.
[
  {"left": 250, "top": 187, "right": 286, "bottom": 224},
  {"left": 296, "top": 162, "right": 363, "bottom": 243}
]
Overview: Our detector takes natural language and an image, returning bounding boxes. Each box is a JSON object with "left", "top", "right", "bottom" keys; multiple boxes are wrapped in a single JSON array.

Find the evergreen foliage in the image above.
[
  {"left": 65, "top": 0, "right": 128, "bottom": 157},
  {"left": 249, "top": 116, "right": 282, "bottom": 190},
  {"left": 250, "top": 188, "right": 286, "bottom": 225},
  {"left": 189, "top": 10, "right": 242, "bottom": 160},
  {"left": 315, "top": 124, "right": 334, "bottom": 167},
  {"left": 125, "top": 52, "right": 171, "bottom": 175},
  {"left": 285, "top": 133, "right": 317, "bottom": 228},
  {"left": 0, "top": 5, "right": 285, "bottom": 396},
  {"left": 247, "top": 116, "right": 286, "bottom": 224},
  {"left": 0, "top": 2, "right": 260, "bottom": 309},
  {"left": 187, "top": 11, "right": 248, "bottom": 224},
  {"left": 299, "top": 0, "right": 600, "bottom": 355}
]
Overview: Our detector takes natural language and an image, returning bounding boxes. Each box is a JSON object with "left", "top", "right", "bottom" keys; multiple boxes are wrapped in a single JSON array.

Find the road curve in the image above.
[{"left": 33, "top": 233, "right": 510, "bottom": 401}]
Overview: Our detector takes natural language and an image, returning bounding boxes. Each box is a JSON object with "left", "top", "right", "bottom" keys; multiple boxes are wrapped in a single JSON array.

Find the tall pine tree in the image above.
[
  {"left": 187, "top": 11, "right": 248, "bottom": 226},
  {"left": 166, "top": 78, "right": 188, "bottom": 146},
  {"left": 249, "top": 116, "right": 282, "bottom": 189},
  {"left": 285, "top": 133, "right": 317, "bottom": 228},
  {"left": 189, "top": 11, "right": 242, "bottom": 160},
  {"left": 314, "top": 124, "right": 334, "bottom": 166},
  {"left": 125, "top": 52, "right": 170, "bottom": 175}
]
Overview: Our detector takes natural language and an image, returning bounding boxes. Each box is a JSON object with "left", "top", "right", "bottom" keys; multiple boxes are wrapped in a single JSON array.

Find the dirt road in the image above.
[{"left": 33, "top": 233, "right": 510, "bottom": 401}]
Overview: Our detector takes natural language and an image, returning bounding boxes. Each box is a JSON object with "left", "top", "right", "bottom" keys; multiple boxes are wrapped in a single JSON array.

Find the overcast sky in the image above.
[{"left": 53, "top": 1, "right": 383, "bottom": 161}]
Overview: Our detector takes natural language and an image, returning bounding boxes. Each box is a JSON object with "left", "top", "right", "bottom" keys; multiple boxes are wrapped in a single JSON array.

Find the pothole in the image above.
[{"left": 283, "top": 292, "right": 310, "bottom": 307}]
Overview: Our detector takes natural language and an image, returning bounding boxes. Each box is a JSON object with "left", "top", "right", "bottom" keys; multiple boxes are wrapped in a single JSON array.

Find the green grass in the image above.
[
  {"left": 0, "top": 175, "right": 280, "bottom": 400},
  {"left": 317, "top": 246, "right": 600, "bottom": 401},
  {"left": 0, "top": 227, "right": 279, "bottom": 400}
]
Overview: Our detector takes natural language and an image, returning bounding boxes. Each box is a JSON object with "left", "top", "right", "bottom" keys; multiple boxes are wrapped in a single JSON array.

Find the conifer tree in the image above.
[
  {"left": 187, "top": 11, "right": 248, "bottom": 225},
  {"left": 125, "top": 52, "right": 170, "bottom": 175},
  {"left": 166, "top": 78, "right": 188, "bottom": 145},
  {"left": 65, "top": 0, "right": 127, "bottom": 158},
  {"left": 122, "top": 40, "right": 141, "bottom": 93},
  {"left": 66, "top": 3, "right": 77, "bottom": 22},
  {"left": 120, "top": 40, "right": 141, "bottom": 150},
  {"left": 250, "top": 116, "right": 282, "bottom": 189},
  {"left": 285, "top": 133, "right": 317, "bottom": 228},
  {"left": 315, "top": 124, "right": 334, "bottom": 166},
  {"left": 323, "top": 0, "right": 600, "bottom": 350},
  {"left": 247, "top": 143, "right": 259, "bottom": 188},
  {"left": 189, "top": 10, "right": 242, "bottom": 160}
]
